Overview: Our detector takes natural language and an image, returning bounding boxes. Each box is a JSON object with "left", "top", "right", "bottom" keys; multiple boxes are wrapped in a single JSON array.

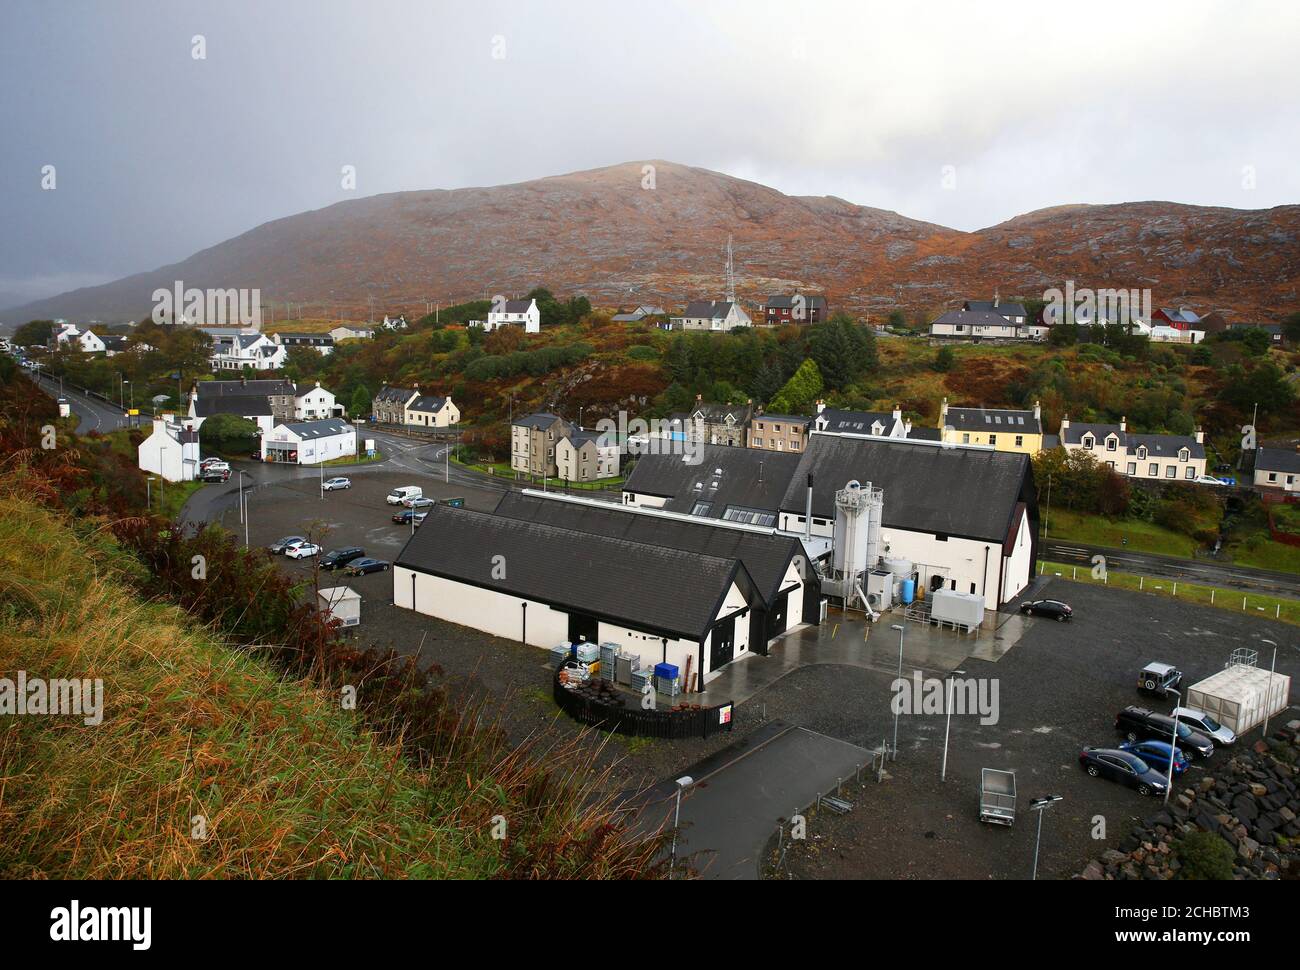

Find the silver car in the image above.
[{"left": 1172, "top": 706, "right": 1236, "bottom": 746}]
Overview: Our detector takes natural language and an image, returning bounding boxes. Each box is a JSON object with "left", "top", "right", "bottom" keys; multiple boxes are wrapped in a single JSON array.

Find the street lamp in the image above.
[
  {"left": 1029, "top": 795, "right": 1063, "bottom": 880},
  {"left": 669, "top": 775, "right": 693, "bottom": 877},
  {"left": 1164, "top": 688, "right": 1182, "bottom": 804},
  {"left": 1261, "top": 639, "right": 1279, "bottom": 738},
  {"left": 890, "top": 624, "right": 905, "bottom": 761},
  {"left": 237, "top": 470, "right": 248, "bottom": 524},
  {"left": 941, "top": 668, "right": 966, "bottom": 781}
]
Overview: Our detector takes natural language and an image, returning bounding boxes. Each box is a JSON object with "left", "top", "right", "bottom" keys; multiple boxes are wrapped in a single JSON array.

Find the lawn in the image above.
[
  {"left": 1042, "top": 508, "right": 1197, "bottom": 557},
  {"left": 1038, "top": 559, "right": 1300, "bottom": 627}
]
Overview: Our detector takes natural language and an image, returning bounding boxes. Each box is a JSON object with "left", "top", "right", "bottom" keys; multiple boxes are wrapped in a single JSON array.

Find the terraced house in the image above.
[
  {"left": 511, "top": 412, "right": 572, "bottom": 478},
  {"left": 1060, "top": 416, "right": 1207, "bottom": 481},
  {"left": 372, "top": 385, "right": 417, "bottom": 425},
  {"left": 939, "top": 399, "right": 1045, "bottom": 455}
]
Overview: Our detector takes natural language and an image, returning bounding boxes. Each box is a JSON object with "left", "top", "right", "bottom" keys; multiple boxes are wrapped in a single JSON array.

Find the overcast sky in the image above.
[{"left": 2, "top": 0, "right": 1298, "bottom": 310}]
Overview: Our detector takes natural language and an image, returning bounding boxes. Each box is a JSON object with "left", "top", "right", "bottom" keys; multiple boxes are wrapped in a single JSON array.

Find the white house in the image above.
[
  {"left": 673, "top": 300, "right": 752, "bottom": 332},
  {"left": 1253, "top": 447, "right": 1300, "bottom": 493},
  {"left": 273, "top": 332, "right": 335, "bottom": 355},
  {"left": 1060, "top": 416, "right": 1207, "bottom": 482},
  {"left": 138, "top": 415, "right": 201, "bottom": 482},
  {"left": 404, "top": 393, "right": 460, "bottom": 428},
  {"left": 381, "top": 314, "right": 408, "bottom": 331},
  {"left": 260, "top": 418, "right": 357, "bottom": 465},
  {"left": 293, "top": 381, "right": 340, "bottom": 421},
  {"left": 329, "top": 325, "right": 375, "bottom": 342},
  {"left": 53, "top": 324, "right": 107, "bottom": 353},
  {"left": 483, "top": 299, "right": 541, "bottom": 334},
  {"left": 211, "top": 333, "right": 287, "bottom": 371},
  {"left": 814, "top": 402, "right": 915, "bottom": 438}
]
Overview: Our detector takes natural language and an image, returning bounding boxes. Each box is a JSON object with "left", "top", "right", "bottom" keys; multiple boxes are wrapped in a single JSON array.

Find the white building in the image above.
[
  {"left": 293, "top": 381, "right": 340, "bottom": 421},
  {"left": 483, "top": 298, "right": 541, "bottom": 334},
  {"left": 381, "top": 314, "right": 408, "bottom": 331},
  {"left": 211, "top": 333, "right": 287, "bottom": 371},
  {"left": 405, "top": 393, "right": 460, "bottom": 428},
  {"left": 329, "top": 325, "right": 375, "bottom": 342},
  {"left": 673, "top": 300, "right": 752, "bottom": 332},
  {"left": 53, "top": 324, "right": 107, "bottom": 353},
  {"left": 260, "top": 418, "right": 357, "bottom": 465},
  {"left": 1253, "top": 447, "right": 1300, "bottom": 493},
  {"left": 1059, "top": 416, "right": 1207, "bottom": 481},
  {"left": 273, "top": 332, "right": 335, "bottom": 355},
  {"left": 555, "top": 429, "right": 620, "bottom": 482},
  {"left": 138, "top": 415, "right": 201, "bottom": 482}
]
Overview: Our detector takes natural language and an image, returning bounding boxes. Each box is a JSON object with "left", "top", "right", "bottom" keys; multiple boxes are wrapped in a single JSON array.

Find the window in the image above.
[
  {"left": 1269, "top": 473, "right": 1278, "bottom": 482},
  {"left": 1179, "top": 449, "right": 1189, "bottom": 462},
  {"left": 1149, "top": 463, "right": 1158, "bottom": 476},
  {"left": 791, "top": 440, "right": 800, "bottom": 450},
  {"left": 1082, "top": 435, "right": 1094, "bottom": 449},
  {"left": 1185, "top": 467, "right": 1194, "bottom": 480},
  {"left": 1015, "top": 435, "right": 1023, "bottom": 448},
  {"left": 962, "top": 433, "right": 970, "bottom": 444},
  {"left": 1126, "top": 462, "right": 1136, "bottom": 475},
  {"left": 1165, "top": 466, "right": 1175, "bottom": 479},
  {"left": 1106, "top": 437, "right": 1117, "bottom": 452},
  {"left": 752, "top": 437, "right": 763, "bottom": 447},
  {"left": 989, "top": 435, "right": 997, "bottom": 446}
]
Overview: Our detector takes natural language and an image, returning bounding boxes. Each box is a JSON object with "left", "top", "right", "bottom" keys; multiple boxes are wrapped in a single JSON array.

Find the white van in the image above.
[{"left": 386, "top": 485, "right": 422, "bottom": 506}]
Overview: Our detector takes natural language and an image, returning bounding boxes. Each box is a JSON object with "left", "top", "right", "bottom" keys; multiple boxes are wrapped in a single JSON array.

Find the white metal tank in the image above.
[
  {"left": 883, "top": 557, "right": 914, "bottom": 580},
  {"left": 832, "top": 480, "right": 884, "bottom": 575}
]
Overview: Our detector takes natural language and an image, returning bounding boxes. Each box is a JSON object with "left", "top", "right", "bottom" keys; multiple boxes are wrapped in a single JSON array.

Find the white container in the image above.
[
  {"left": 317, "top": 586, "right": 361, "bottom": 628},
  {"left": 930, "top": 589, "right": 985, "bottom": 628},
  {"left": 883, "top": 557, "right": 914, "bottom": 580},
  {"left": 1185, "top": 666, "right": 1291, "bottom": 736}
]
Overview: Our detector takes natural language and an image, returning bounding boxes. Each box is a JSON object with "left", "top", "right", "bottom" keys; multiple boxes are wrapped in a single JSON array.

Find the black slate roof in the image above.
[
  {"left": 624, "top": 444, "right": 800, "bottom": 519},
  {"left": 944, "top": 406, "right": 1043, "bottom": 435},
  {"left": 779, "top": 434, "right": 1029, "bottom": 543},
  {"left": 395, "top": 505, "right": 747, "bottom": 641},
  {"left": 931, "top": 309, "right": 1018, "bottom": 329},
  {"left": 1256, "top": 447, "right": 1300, "bottom": 475},
  {"left": 194, "top": 393, "right": 274, "bottom": 418},
  {"left": 513, "top": 412, "right": 567, "bottom": 431},
  {"left": 197, "top": 379, "right": 294, "bottom": 398},
  {"left": 408, "top": 395, "right": 448, "bottom": 412},
  {"left": 493, "top": 492, "right": 805, "bottom": 606}
]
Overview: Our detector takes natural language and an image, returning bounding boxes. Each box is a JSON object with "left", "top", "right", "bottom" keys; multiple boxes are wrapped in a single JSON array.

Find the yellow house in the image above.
[{"left": 939, "top": 399, "right": 1044, "bottom": 455}]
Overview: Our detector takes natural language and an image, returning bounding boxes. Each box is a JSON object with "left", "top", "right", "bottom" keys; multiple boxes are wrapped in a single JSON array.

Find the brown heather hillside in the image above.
[{"left": 10, "top": 160, "right": 1300, "bottom": 323}]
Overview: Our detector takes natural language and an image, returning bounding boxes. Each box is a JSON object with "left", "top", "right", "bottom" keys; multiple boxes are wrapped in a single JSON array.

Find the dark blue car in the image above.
[
  {"left": 1079, "top": 747, "right": 1170, "bottom": 796},
  {"left": 1119, "top": 740, "right": 1189, "bottom": 776}
]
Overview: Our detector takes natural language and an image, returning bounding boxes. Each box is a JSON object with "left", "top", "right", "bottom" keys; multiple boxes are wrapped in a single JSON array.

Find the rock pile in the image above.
[{"left": 1078, "top": 719, "right": 1300, "bottom": 880}]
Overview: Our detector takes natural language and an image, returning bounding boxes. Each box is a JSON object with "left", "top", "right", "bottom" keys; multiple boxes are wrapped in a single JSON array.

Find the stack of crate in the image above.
[
  {"left": 549, "top": 643, "right": 572, "bottom": 669},
  {"left": 630, "top": 667, "right": 653, "bottom": 694},
  {"left": 599, "top": 642, "right": 619, "bottom": 682}
]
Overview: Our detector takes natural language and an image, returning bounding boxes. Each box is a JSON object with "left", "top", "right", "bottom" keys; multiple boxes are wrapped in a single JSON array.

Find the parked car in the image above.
[
  {"left": 1171, "top": 707, "right": 1237, "bottom": 747},
  {"left": 284, "top": 540, "right": 322, "bottom": 560},
  {"left": 268, "top": 535, "right": 306, "bottom": 555},
  {"left": 320, "top": 547, "right": 366, "bottom": 570},
  {"left": 1138, "top": 661, "right": 1182, "bottom": 698},
  {"left": 322, "top": 476, "right": 351, "bottom": 491},
  {"left": 1118, "top": 739, "right": 1189, "bottom": 776},
  {"left": 386, "top": 485, "right": 422, "bottom": 506},
  {"left": 1078, "top": 747, "right": 1171, "bottom": 796},
  {"left": 1019, "top": 599, "right": 1073, "bottom": 621},
  {"left": 204, "top": 460, "right": 231, "bottom": 474},
  {"left": 392, "top": 508, "right": 421, "bottom": 524},
  {"left": 1194, "top": 475, "right": 1229, "bottom": 487},
  {"left": 200, "top": 468, "right": 231, "bottom": 483},
  {"left": 343, "top": 557, "right": 390, "bottom": 576},
  {"left": 403, "top": 496, "right": 436, "bottom": 510},
  {"left": 1114, "top": 707, "right": 1215, "bottom": 760}
]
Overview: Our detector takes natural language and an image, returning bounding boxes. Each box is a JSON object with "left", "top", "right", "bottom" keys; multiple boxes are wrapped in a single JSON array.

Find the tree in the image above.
[
  {"left": 768, "top": 358, "right": 823, "bottom": 414},
  {"left": 350, "top": 385, "right": 372, "bottom": 418},
  {"left": 13, "top": 319, "right": 55, "bottom": 346},
  {"left": 199, "top": 414, "right": 260, "bottom": 457},
  {"left": 933, "top": 346, "right": 955, "bottom": 372}
]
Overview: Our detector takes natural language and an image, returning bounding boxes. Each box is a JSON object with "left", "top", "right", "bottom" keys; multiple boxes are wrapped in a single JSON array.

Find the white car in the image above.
[
  {"left": 1194, "top": 475, "right": 1228, "bottom": 486},
  {"left": 284, "top": 540, "right": 322, "bottom": 560},
  {"left": 322, "top": 476, "right": 351, "bottom": 491},
  {"left": 1172, "top": 706, "right": 1237, "bottom": 747}
]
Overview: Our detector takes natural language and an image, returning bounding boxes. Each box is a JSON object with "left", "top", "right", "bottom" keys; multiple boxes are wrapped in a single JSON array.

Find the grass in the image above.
[
  {"left": 320, "top": 449, "right": 384, "bottom": 467},
  {"left": 1038, "top": 559, "right": 1300, "bottom": 627},
  {"left": 1043, "top": 508, "right": 1197, "bottom": 557},
  {"left": 150, "top": 478, "right": 204, "bottom": 521}
]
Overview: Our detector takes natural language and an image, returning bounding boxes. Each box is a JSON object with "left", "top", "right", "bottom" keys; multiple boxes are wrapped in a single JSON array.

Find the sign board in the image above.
[
  {"left": 717, "top": 704, "right": 733, "bottom": 725},
  {"left": 128, "top": 408, "right": 140, "bottom": 416},
  {"left": 364, "top": 439, "right": 375, "bottom": 452}
]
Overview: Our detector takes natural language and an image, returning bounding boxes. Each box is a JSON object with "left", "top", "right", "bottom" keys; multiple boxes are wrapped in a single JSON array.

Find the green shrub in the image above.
[{"left": 1174, "top": 831, "right": 1235, "bottom": 880}]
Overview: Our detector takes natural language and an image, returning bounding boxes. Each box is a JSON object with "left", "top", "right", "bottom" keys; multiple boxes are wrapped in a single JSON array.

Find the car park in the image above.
[
  {"left": 268, "top": 535, "right": 306, "bottom": 555},
  {"left": 1171, "top": 706, "right": 1237, "bottom": 747},
  {"left": 1114, "top": 707, "right": 1215, "bottom": 760},
  {"left": 1078, "top": 747, "right": 1170, "bottom": 796},
  {"left": 1018, "top": 599, "right": 1073, "bottom": 621},
  {"left": 322, "top": 476, "right": 352, "bottom": 491},
  {"left": 319, "top": 547, "right": 366, "bottom": 570},
  {"left": 1137, "top": 661, "right": 1182, "bottom": 698},
  {"left": 343, "top": 557, "right": 389, "bottom": 576},
  {"left": 1118, "top": 739, "right": 1189, "bottom": 775},
  {"left": 284, "top": 540, "right": 322, "bottom": 560}
]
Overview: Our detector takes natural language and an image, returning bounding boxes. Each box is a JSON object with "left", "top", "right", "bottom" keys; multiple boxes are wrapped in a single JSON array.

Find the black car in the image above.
[
  {"left": 320, "top": 547, "right": 366, "bottom": 570},
  {"left": 343, "top": 557, "right": 390, "bottom": 576},
  {"left": 1114, "top": 706, "right": 1215, "bottom": 760},
  {"left": 1019, "top": 599, "right": 1073, "bottom": 621},
  {"left": 1079, "top": 747, "right": 1170, "bottom": 796}
]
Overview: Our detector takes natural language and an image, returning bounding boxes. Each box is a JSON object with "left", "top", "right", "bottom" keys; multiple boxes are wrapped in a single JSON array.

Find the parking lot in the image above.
[
  {"left": 200, "top": 474, "right": 1299, "bottom": 878},
  {"left": 766, "top": 580, "right": 1300, "bottom": 879}
]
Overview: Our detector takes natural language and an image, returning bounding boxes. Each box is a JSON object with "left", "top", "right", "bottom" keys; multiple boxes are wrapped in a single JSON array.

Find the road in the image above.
[
  {"left": 31, "top": 371, "right": 136, "bottom": 435},
  {"left": 1043, "top": 539, "right": 1300, "bottom": 597}
]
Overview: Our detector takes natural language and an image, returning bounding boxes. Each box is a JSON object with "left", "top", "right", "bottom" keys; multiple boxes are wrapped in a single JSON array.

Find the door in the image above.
[
  {"left": 766, "top": 591, "right": 788, "bottom": 640},
  {"left": 710, "top": 616, "right": 736, "bottom": 672},
  {"left": 567, "top": 612, "right": 599, "bottom": 646}
]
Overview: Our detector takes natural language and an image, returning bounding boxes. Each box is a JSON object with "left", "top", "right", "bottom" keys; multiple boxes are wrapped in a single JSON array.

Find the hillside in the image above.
[{"left": 10, "top": 161, "right": 1300, "bottom": 323}]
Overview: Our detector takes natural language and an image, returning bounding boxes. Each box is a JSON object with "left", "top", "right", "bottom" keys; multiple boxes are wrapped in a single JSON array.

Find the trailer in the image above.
[
  {"left": 979, "top": 768, "right": 1016, "bottom": 825},
  {"left": 1186, "top": 665, "right": 1291, "bottom": 736}
]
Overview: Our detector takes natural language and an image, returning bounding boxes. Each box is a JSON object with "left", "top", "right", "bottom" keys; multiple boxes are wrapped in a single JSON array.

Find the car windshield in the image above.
[
  {"left": 1199, "top": 714, "right": 1222, "bottom": 731},
  {"left": 1174, "top": 722, "right": 1192, "bottom": 739}
]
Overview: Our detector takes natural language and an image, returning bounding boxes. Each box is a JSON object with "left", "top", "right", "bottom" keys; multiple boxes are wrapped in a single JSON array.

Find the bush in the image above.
[
  {"left": 627, "top": 344, "right": 659, "bottom": 361},
  {"left": 933, "top": 346, "right": 955, "bottom": 372},
  {"left": 1174, "top": 831, "right": 1235, "bottom": 880}
]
